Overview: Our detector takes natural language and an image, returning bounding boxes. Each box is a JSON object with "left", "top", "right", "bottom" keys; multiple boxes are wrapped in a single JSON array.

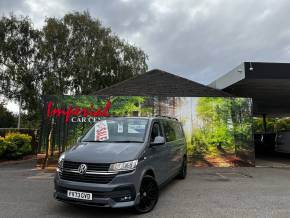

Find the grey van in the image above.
[{"left": 54, "top": 116, "right": 187, "bottom": 213}]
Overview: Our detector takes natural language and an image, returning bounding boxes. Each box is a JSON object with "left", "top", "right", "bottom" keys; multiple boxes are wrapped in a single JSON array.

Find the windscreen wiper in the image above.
[
  {"left": 109, "top": 141, "right": 143, "bottom": 143},
  {"left": 82, "top": 140, "right": 143, "bottom": 143}
]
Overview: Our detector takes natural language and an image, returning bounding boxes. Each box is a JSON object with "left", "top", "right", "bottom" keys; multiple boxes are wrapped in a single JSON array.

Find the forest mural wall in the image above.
[{"left": 40, "top": 96, "right": 254, "bottom": 167}]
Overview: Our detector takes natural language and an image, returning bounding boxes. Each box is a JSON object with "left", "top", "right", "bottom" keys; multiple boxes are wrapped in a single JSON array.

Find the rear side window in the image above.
[
  {"left": 173, "top": 123, "right": 184, "bottom": 139},
  {"left": 162, "top": 120, "right": 177, "bottom": 142},
  {"left": 162, "top": 120, "right": 184, "bottom": 142}
]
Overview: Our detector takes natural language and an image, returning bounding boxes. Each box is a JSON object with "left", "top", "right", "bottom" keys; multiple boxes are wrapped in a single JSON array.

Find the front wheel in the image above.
[{"left": 134, "top": 175, "right": 159, "bottom": 213}]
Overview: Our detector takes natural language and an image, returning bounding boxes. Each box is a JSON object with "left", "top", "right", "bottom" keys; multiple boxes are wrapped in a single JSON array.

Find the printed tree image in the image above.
[
  {"left": 185, "top": 97, "right": 253, "bottom": 167},
  {"left": 110, "top": 96, "right": 151, "bottom": 116},
  {"left": 39, "top": 96, "right": 254, "bottom": 169},
  {"left": 39, "top": 95, "right": 151, "bottom": 168}
]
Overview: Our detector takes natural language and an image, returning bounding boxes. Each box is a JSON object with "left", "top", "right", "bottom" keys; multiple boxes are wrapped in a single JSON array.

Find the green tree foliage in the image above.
[
  {"left": 0, "top": 103, "right": 17, "bottom": 128},
  {"left": 40, "top": 11, "right": 148, "bottom": 95},
  {"left": 42, "top": 12, "right": 148, "bottom": 95},
  {"left": 0, "top": 137, "right": 7, "bottom": 157},
  {"left": 57, "top": 95, "right": 150, "bottom": 116},
  {"left": 276, "top": 118, "right": 290, "bottom": 131},
  {"left": 253, "top": 117, "right": 290, "bottom": 133},
  {"left": 0, "top": 12, "right": 148, "bottom": 127},
  {"left": 192, "top": 98, "right": 252, "bottom": 156},
  {"left": 110, "top": 96, "right": 149, "bottom": 116},
  {"left": 40, "top": 95, "right": 151, "bottom": 156},
  {"left": 195, "top": 98, "right": 234, "bottom": 149},
  {"left": 0, "top": 15, "right": 42, "bottom": 122}
]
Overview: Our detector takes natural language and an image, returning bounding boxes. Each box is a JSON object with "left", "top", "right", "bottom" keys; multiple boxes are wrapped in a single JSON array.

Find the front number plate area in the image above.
[{"left": 67, "top": 190, "right": 93, "bottom": 200}]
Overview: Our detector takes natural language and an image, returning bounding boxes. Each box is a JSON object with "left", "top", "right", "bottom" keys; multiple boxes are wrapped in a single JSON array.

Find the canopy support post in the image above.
[{"left": 262, "top": 114, "right": 267, "bottom": 133}]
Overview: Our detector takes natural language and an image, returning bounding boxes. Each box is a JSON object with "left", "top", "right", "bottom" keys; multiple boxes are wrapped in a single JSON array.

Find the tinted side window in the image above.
[
  {"left": 174, "top": 122, "right": 184, "bottom": 139},
  {"left": 163, "top": 120, "right": 176, "bottom": 142}
]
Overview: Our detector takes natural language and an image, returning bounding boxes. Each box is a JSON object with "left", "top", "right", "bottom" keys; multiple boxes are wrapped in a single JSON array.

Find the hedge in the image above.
[
  {"left": 0, "top": 132, "right": 32, "bottom": 159},
  {"left": 0, "top": 137, "right": 7, "bottom": 157}
]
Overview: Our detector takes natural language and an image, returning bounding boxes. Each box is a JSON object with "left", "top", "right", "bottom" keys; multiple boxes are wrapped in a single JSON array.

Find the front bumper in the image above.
[{"left": 54, "top": 173, "right": 139, "bottom": 208}]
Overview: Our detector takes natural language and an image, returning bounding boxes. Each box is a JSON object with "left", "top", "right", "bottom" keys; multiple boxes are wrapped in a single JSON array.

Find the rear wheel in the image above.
[
  {"left": 177, "top": 156, "right": 187, "bottom": 179},
  {"left": 134, "top": 175, "right": 159, "bottom": 213}
]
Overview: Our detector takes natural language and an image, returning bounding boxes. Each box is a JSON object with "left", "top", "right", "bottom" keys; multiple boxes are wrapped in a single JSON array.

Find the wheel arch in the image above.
[{"left": 144, "top": 169, "right": 155, "bottom": 178}]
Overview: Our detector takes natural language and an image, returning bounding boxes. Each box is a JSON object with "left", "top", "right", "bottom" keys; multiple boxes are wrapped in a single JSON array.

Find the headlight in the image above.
[
  {"left": 56, "top": 153, "right": 65, "bottom": 172},
  {"left": 109, "top": 160, "right": 138, "bottom": 172}
]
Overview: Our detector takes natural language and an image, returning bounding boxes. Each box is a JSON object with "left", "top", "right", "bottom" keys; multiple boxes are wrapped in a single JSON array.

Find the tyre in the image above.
[
  {"left": 177, "top": 156, "right": 187, "bottom": 179},
  {"left": 134, "top": 175, "right": 159, "bottom": 213}
]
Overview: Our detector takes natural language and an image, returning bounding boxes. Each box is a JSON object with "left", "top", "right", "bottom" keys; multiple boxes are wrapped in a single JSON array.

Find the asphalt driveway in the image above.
[{"left": 1, "top": 160, "right": 290, "bottom": 218}]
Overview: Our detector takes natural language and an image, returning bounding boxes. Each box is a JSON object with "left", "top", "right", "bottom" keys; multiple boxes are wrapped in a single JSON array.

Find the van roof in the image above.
[{"left": 106, "top": 116, "right": 179, "bottom": 122}]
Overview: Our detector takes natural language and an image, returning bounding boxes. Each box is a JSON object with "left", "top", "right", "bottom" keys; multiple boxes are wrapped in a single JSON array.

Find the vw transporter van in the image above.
[{"left": 54, "top": 116, "right": 187, "bottom": 213}]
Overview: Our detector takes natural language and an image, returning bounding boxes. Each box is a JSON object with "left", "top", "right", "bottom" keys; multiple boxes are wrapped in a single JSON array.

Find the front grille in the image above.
[
  {"left": 59, "top": 171, "right": 115, "bottom": 184},
  {"left": 63, "top": 161, "right": 110, "bottom": 171},
  {"left": 60, "top": 161, "right": 114, "bottom": 184}
]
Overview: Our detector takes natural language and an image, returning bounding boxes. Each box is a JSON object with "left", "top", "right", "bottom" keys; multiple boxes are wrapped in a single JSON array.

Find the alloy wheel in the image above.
[{"left": 135, "top": 175, "right": 159, "bottom": 213}]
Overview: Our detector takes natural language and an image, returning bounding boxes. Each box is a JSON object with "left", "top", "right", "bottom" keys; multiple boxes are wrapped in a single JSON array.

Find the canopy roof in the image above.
[
  {"left": 96, "top": 69, "right": 230, "bottom": 97},
  {"left": 210, "top": 62, "right": 290, "bottom": 116}
]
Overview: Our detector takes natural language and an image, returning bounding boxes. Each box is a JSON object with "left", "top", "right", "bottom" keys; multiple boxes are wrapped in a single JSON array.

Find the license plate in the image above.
[{"left": 67, "top": 190, "right": 92, "bottom": 201}]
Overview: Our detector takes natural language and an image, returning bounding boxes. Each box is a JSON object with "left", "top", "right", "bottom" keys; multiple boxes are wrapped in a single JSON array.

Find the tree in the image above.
[
  {"left": 0, "top": 15, "right": 42, "bottom": 123},
  {"left": 40, "top": 11, "right": 148, "bottom": 95},
  {"left": 0, "top": 12, "right": 148, "bottom": 127},
  {"left": 0, "top": 103, "right": 17, "bottom": 128}
]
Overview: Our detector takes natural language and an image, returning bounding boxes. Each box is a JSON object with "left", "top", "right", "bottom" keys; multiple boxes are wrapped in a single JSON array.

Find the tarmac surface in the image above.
[{"left": 1, "top": 159, "right": 290, "bottom": 218}]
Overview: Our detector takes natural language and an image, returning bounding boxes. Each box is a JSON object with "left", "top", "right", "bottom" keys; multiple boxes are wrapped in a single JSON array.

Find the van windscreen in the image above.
[{"left": 81, "top": 118, "right": 148, "bottom": 143}]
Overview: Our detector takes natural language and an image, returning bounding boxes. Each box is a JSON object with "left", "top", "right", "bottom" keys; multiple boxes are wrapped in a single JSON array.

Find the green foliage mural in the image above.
[
  {"left": 187, "top": 98, "right": 253, "bottom": 167},
  {"left": 39, "top": 95, "right": 151, "bottom": 167},
  {"left": 40, "top": 96, "right": 254, "bottom": 168}
]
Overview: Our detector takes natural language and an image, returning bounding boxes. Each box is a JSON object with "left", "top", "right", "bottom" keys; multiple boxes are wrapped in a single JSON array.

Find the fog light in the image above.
[{"left": 120, "top": 195, "right": 132, "bottom": 201}]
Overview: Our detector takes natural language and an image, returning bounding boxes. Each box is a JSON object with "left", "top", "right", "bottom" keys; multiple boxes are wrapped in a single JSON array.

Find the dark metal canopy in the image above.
[{"left": 210, "top": 62, "right": 290, "bottom": 116}]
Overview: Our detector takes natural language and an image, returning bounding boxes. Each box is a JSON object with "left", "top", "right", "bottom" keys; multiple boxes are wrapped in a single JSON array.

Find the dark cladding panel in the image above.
[
  {"left": 245, "top": 62, "right": 290, "bottom": 79},
  {"left": 221, "top": 62, "right": 290, "bottom": 116}
]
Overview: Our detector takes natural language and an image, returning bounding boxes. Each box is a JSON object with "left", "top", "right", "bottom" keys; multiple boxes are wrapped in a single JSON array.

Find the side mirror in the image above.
[
  {"left": 77, "top": 136, "right": 82, "bottom": 143},
  {"left": 150, "top": 136, "right": 165, "bottom": 146}
]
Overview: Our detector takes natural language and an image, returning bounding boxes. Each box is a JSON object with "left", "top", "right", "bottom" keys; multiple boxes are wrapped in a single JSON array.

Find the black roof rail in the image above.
[{"left": 155, "top": 115, "right": 178, "bottom": 121}]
